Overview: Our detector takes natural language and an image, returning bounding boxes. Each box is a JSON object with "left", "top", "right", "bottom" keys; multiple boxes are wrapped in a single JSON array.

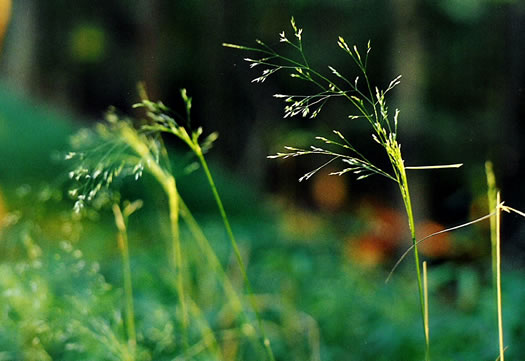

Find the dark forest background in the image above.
[{"left": 2, "top": 0, "right": 525, "bottom": 256}]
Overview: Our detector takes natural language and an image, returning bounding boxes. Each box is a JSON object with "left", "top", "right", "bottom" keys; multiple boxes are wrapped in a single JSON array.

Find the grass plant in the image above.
[
  {"left": 224, "top": 17, "right": 463, "bottom": 360},
  {"left": 133, "top": 88, "right": 276, "bottom": 361},
  {"left": 66, "top": 88, "right": 275, "bottom": 359}
]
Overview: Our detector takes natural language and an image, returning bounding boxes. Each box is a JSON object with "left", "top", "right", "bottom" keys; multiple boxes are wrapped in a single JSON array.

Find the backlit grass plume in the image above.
[
  {"left": 66, "top": 93, "right": 209, "bottom": 349},
  {"left": 66, "top": 89, "right": 275, "bottom": 359},
  {"left": 225, "top": 17, "right": 462, "bottom": 360}
]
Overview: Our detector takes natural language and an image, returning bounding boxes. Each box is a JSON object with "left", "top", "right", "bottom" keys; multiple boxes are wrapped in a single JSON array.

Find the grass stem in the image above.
[
  {"left": 486, "top": 161, "right": 498, "bottom": 295},
  {"left": 120, "top": 126, "right": 189, "bottom": 348},
  {"left": 112, "top": 204, "right": 137, "bottom": 358},
  {"left": 396, "top": 155, "right": 429, "bottom": 360},
  {"left": 165, "top": 176, "right": 189, "bottom": 348},
  {"left": 486, "top": 162, "right": 505, "bottom": 361},
  {"left": 496, "top": 192, "right": 505, "bottom": 361},
  {"left": 423, "top": 261, "right": 429, "bottom": 354},
  {"left": 195, "top": 148, "right": 276, "bottom": 361}
]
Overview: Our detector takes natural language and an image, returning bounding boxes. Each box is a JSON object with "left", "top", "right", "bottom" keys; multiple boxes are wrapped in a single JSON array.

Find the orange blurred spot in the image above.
[
  {"left": 416, "top": 220, "right": 452, "bottom": 258},
  {"left": 346, "top": 234, "right": 389, "bottom": 268},
  {"left": 0, "top": 0, "right": 12, "bottom": 54},
  {"left": 369, "top": 205, "right": 406, "bottom": 248},
  {"left": 344, "top": 199, "right": 408, "bottom": 267},
  {"left": 0, "top": 188, "right": 6, "bottom": 228},
  {"left": 311, "top": 168, "right": 348, "bottom": 211}
]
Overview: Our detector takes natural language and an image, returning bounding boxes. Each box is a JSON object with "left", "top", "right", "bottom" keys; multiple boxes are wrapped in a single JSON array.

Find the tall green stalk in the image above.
[
  {"left": 486, "top": 161, "right": 498, "bottom": 291},
  {"left": 194, "top": 147, "right": 276, "bottom": 361},
  {"left": 398, "top": 172, "right": 428, "bottom": 360},
  {"left": 133, "top": 89, "right": 276, "bottom": 360},
  {"left": 495, "top": 192, "right": 504, "bottom": 361},
  {"left": 67, "top": 90, "right": 275, "bottom": 358},
  {"left": 119, "top": 126, "right": 189, "bottom": 348},
  {"left": 223, "top": 17, "right": 460, "bottom": 359},
  {"left": 423, "top": 261, "right": 430, "bottom": 359},
  {"left": 486, "top": 162, "right": 504, "bottom": 361},
  {"left": 112, "top": 202, "right": 139, "bottom": 358}
]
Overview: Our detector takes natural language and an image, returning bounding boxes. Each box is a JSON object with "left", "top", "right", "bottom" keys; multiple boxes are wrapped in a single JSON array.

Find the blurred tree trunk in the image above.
[
  {"left": 502, "top": 3, "right": 525, "bottom": 177},
  {"left": 391, "top": 0, "right": 425, "bottom": 140},
  {"left": 502, "top": 2, "right": 525, "bottom": 249},
  {"left": 391, "top": 0, "right": 428, "bottom": 220},
  {"left": 2, "top": 0, "right": 35, "bottom": 92},
  {"left": 137, "top": 0, "right": 160, "bottom": 100},
  {"left": 0, "top": 0, "right": 11, "bottom": 56}
]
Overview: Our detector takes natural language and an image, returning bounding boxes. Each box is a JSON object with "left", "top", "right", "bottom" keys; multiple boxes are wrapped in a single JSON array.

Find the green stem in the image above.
[
  {"left": 423, "top": 261, "right": 429, "bottom": 351},
  {"left": 178, "top": 197, "right": 266, "bottom": 354},
  {"left": 485, "top": 161, "right": 498, "bottom": 300},
  {"left": 397, "top": 161, "right": 428, "bottom": 361},
  {"left": 165, "top": 176, "right": 189, "bottom": 347},
  {"left": 178, "top": 198, "right": 243, "bottom": 313},
  {"left": 495, "top": 192, "right": 505, "bottom": 361},
  {"left": 120, "top": 126, "right": 188, "bottom": 348},
  {"left": 195, "top": 148, "right": 275, "bottom": 361},
  {"left": 486, "top": 161, "right": 505, "bottom": 360},
  {"left": 112, "top": 204, "right": 137, "bottom": 358}
]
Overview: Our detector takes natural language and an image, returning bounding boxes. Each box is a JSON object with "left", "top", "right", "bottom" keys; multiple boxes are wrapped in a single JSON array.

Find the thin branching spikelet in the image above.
[
  {"left": 226, "top": 17, "right": 407, "bottom": 185},
  {"left": 65, "top": 91, "right": 218, "bottom": 214}
]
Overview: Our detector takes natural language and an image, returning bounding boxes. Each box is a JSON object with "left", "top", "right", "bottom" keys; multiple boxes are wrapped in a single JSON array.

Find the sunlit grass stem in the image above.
[
  {"left": 398, "top": 166, "right": 428, "bottom": 361},
  {"left": 485, "top": 161, "right": 505, "bottom": 361},
  {"left": 132, "top": 87, "right": 275, "bottom": 359},
  {"left": 193, "top": 146, "right": 276, "bottom": 361},
  {"left": 495, "top": 192, "right": 504, "bottom": 361},
  {"left": 423, "top": 261, "right": 429, "bottom": 354},
  {"left": 112, "top": 203, "right": 138, "bottom": 358},
  {"left": 486, "top": 161, "right": 498, "bottom": 294},
  {"left": 119, "top": 126, "right": 189, "bottom": 348},
  {"left": 178, "top": 196, "right": 266, "bottom": 354}
]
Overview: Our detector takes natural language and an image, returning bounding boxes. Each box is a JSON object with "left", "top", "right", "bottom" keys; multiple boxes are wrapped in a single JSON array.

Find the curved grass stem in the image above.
[
  {"left": 164, "top": 176, "right": 189, "bottom": 348},
  {"left": 112, "top": 204, "right": 137, "bottom": 358},
  {"left": 120, "top": 126, "right": 189, "bottom": 349},
  {"left": 194, "top": 148, "right": 275, "bottom": 361},
  {"left": 178, "top": 197, "right": 265, "bottom": 353}
]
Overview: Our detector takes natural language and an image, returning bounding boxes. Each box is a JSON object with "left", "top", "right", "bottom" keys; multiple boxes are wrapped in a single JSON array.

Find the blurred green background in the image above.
[{"left": 1, "top": 0, "right": 525, "bottom": 360}]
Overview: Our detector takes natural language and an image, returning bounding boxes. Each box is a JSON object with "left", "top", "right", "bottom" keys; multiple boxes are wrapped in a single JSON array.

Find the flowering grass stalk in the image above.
[
  {"left": 66, "top": 88, "right": 275, "bottom": 359},
  {"left": 225, "top": 17, "right": 463, "bottom": 360},
  {"left": 134, "top": 90, "right": 276, "bottom": 361},
  {"left": 67, "top": 111, "right": 191, "bottom": 348}
]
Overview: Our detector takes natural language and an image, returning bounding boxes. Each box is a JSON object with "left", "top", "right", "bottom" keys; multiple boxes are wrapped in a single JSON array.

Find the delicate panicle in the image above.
[
  {"left": 279, "top": 31, "right": 288, "bottom": 43},
  {"left": 337, "top": 36, "right": 350, "bottom": 53},
  {"left": 387, "top": 75, "right": 402, "bottom": 92},
  {"left": 252, "top": 68, "right": 279, "bottom": 83},
  {"left": 295, "top": 28, "right": 303, "bottom": 40},
  {"left": 290, "top": 17, "right": 298, "bottom": 33},
  {"left": 222, "top": 42, "right": 249, "bottom": 50},
  {"left": 353, "top": 45, "right": 361, "bottom": 62},
  {"left": 228, "top": 17, "right": 457, "bottom": 186},
  {"left": 66, "top": 89, "right": 216, "bottom": 214}
]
